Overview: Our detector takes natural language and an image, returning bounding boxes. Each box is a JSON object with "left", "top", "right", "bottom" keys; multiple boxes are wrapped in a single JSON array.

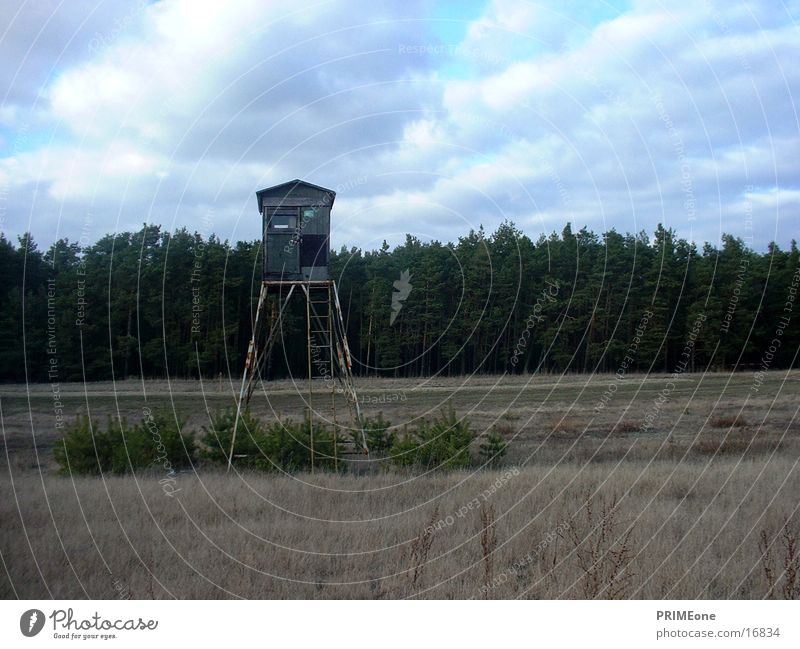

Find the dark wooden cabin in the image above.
[{"left": 256, "top": 179, "right": 334, "bottom": 281}]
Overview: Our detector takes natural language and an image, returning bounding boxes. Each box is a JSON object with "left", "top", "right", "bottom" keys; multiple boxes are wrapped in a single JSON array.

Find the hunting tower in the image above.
[
  {"left": 258, "top": 179, "right": 333, "bottom": 281},
  {"left": 229, "top": 180, "right": 366, "bottom": 471}
]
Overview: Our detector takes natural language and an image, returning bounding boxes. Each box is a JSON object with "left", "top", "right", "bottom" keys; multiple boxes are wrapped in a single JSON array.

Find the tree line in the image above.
[{"left": 0, "top": 221, "right": 797, "bottom": 383}]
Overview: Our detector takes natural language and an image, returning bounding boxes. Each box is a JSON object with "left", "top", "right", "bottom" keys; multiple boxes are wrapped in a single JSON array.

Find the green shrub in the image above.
[
  {"left": 385, "top": 429, "right": 420, "bottom": 468},
  {"left": 54, "top": 416, "right": 113, "bottom": 475},
  {"left": 363, "top": 412, "right": 395, "bottom": 454},
  {"left": 201, "top": 409, "right": 341, "bottom": 472},
  {"left": 199, "top": 408, "right": 265, "bottom": 467},
  {"left": 389, "top": 404, "right": 474, "bottom": 470},
  {"left": 259, "top": 417, "right": 339, "bottom": 472},
  {"left": 54, "top": 410, "right": 195, "bottom": 475},
  {"left": 479, "top": 431, "right": 508, "bottom": 468},
  {"left": 112, "top": 410, "right": 195, "bottom": 474}
]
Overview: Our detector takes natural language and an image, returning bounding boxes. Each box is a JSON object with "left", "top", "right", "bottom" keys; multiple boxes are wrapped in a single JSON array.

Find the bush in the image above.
[
  {"left": 363, "top": 412, "right": 395, "bottom": 455},
  {"left": 199, "top": 408, "right": 265, "bottom": 467},
  {"left": 54, "top": 411, "right": 195, "bottom": 475},
  {"left": 390, "top": 404, "right": 474, "bottom": 470},
  {"left": 200, "top": 408, "right": 341, "bottom": 472},
  {"left": 112, "top": 410, "right": 194, "bottom": 474},
  {"left": 479, "top": 431, "right": 508, "bottom": 468},
  {"left": 54, "top": 416, "right": 113, "bottom": 475},
  {"left": 260, "top": 417, "right": 340, "bottom": 472}
]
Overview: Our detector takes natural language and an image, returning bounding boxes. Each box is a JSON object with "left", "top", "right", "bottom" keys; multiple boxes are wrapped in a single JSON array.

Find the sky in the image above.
[{"left": 0, "top": 0, "right": 798, "bottom": 252}]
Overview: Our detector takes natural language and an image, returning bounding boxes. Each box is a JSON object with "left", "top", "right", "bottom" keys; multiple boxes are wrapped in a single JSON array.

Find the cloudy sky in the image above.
[{"left": 0, "top": 0, "right": 798, "bottom": 251}]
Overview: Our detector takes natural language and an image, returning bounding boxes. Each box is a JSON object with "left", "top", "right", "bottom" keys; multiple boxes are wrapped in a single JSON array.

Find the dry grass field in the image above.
[{"left": 2, "top": 370, "right": 799, "bottom": 599}]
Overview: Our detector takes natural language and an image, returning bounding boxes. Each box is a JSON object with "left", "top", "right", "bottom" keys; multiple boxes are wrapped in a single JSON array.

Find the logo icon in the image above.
[
  {"left": 390, "top": 269, "right": 412, "bottom": 325},
  {"left": 20, "top": 609, "right": 45, "bottom": 637}
]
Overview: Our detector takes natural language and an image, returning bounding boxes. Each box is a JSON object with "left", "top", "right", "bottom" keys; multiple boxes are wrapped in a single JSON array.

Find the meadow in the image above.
[{"left": 2, "top": 370, "right": 799, "bottom": 599}]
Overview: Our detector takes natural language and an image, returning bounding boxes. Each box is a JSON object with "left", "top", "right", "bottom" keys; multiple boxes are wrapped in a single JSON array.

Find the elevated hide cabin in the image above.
[
  {"left": 256, "top": 179, "right": 333, "bottom": 281},
  {"left": 230, "top": 179, "right": 367, "bottom": 468}
]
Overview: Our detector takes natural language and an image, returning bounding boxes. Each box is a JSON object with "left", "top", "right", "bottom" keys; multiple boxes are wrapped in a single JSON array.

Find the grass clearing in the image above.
[{"left": 2, "top": 370, "right": 799, "bottom": 599}]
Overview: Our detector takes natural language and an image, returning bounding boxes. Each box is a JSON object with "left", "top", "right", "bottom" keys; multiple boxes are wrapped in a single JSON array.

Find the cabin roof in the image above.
[{"left": 255, "top": 179, "right": 336, "bottom": 211}]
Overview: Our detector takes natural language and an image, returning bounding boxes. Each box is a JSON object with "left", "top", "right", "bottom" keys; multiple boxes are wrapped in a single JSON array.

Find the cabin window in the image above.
[{"left": 268, "top": 208, "right": 297, "bottom": 230}]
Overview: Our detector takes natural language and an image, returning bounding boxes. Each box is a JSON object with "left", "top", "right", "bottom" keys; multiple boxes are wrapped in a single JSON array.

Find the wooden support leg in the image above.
[
  {"left": 331, "top": 280, "right": 368, "bottom": 454},
  {"left": 228, "top": 282, "right": 268, "bottom": 472}
]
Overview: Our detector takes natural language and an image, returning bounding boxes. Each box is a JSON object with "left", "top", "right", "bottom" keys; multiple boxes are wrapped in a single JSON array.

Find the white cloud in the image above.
[{"left": 0, "top": 0, "right": 797, "bottom": 250}]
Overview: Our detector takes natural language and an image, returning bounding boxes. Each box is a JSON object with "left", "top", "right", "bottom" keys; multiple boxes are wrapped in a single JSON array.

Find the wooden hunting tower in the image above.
[
  {"left": 257, "top": 179, "right": 334, "bottom": 281},
  {"left": 228, "top": 179, "right": 366, "bottom": 472}
]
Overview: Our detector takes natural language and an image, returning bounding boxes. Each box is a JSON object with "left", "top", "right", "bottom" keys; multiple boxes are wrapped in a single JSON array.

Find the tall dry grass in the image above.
[
  {"left": 3, "top": 372, "right": 798, "bottom": 599},
  {"left": 2, "top": 455, "right": 799, "bottom": 599}
]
